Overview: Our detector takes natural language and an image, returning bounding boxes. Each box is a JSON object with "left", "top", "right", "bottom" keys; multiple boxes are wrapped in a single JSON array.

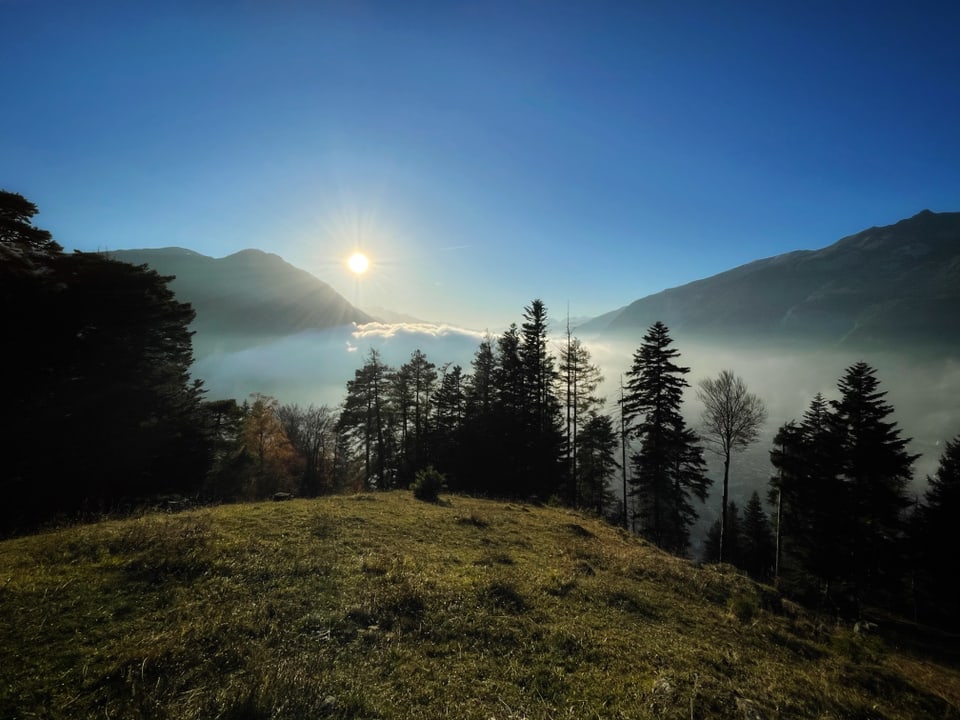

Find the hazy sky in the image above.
[{"left": 4, "top": 1, "right": 959, "bottom": 329}]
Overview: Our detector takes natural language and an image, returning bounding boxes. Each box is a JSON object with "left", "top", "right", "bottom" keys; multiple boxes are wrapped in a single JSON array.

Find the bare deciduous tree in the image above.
[{"left": 697, "top": 370, "right": 767, "bottom": 564}]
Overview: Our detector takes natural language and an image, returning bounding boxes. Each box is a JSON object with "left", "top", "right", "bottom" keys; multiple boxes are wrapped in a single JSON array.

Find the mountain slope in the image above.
[
  {"left": 580, "top": 210, "right": 960, "bottom": 353},
  {"left": 1, "top": 492, "right": 957, "bottom": 719},
  {"left": 110, "top": 247, "right": 371, "bottom": 355}
]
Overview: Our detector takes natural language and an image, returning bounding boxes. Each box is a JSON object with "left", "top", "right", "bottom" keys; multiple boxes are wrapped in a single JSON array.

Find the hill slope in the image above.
[
  {"left": 110, "top": 247, "right": 371, "bottom": 356},
  {"left": 1, "top": 493, "right": 957, "bottom": 719},
  {"left": 580, "top": 210, "right": 960, "bottom": 354}
]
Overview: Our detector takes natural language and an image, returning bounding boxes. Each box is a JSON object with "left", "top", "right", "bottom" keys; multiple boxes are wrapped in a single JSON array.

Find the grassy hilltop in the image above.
[{"left": 1, "top": 492, "right": 958, "bottom": 719}]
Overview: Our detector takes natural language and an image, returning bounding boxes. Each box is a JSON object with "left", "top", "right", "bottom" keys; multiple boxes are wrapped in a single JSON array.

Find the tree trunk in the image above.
[{"left": 719, "top": 452, "right": 730, "bottom": 564}]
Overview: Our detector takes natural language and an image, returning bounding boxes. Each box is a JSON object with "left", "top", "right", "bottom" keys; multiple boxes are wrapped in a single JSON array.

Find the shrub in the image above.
[
  {"left": 411, "top": 466, "right": 446, "bottom": 502},
  {"left": 728, "top": 594, "right": 758, "bottom": 623}
]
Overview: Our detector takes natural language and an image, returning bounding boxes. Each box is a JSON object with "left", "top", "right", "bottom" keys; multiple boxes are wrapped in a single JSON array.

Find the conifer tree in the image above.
[
  {"left": 559, "top": 329, "right": 604, "bottom": 506},
  {"left": 770, "top": 394, "right": 856, "bottom": 601},
  {"left": 576, "top": 411, "right": 619, "bottom": 516},
  {"left": 911, "top": 435, "right": 960, "bottom": 627},
  {"left": 829, "top": 362, "right": 916, "bottom": 604},
  {"left": 430, "top": 363, "right": 466, "bottom": 480},
  {"left": 741, "top": 491, "right": 776, "bottom": 581},
  {"left": 459, "top": 336, "right": 498, "bottom": 493},
  {"left": 391, "top": 350, "right": 437, "bottom": 484},
  {"left": 518, "top": 300, "right": 565, "bottom": 499},
  {"left": 623, "top": 322, "right": 710, "bottom": 555},
  {"left": 339, "top": 349, "right": 396, "bottom": 489}
]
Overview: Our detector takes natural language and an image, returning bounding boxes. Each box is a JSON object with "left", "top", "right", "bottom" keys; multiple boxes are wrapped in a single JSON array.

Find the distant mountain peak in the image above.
[
  {"left": 579, "top": 209, "right": 960, "bottom": 356},
  {"left": 107, "top": 246, "right": 371, "bottom": 356}
]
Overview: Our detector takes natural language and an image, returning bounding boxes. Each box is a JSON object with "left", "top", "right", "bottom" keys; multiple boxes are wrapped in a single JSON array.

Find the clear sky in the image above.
[{"left": 4, "top": 1, "right": 959, "bottom": 330}]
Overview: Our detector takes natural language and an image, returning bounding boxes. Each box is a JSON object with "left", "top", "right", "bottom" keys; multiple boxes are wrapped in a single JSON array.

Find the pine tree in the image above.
[
  {"left": 910, "top": 435, "right": 960, "bottom": 627},
  {"left": 459, "top": 336, "right": 498, "bottom": 493},
  {"left": 518, "top": 300, "right": 565, "bottom": 499},
  {"left": 339, "top": 349, "right": 396, "bottom": 489},
  {"left": 576, "top": 411, "right": 619, "bottom": 516},
  {"left": 391, "top": 350, "right": 437, "bottom": 484},
  {"left": 430, "top": 363, "right": 465, "bottom": 480},
  {"left": 623, "top": 322, "right": 710, "bottom": 555},
  {"left": 830, "top": 362, "right": 916, "bottom": 604},
  {"left": 741, "top": 491, "right": 775, "bottom": 580},
  {"left": 559, "top": 329, "right": 604, "bottom": 506},
  {"left": 770, "top": 394, "right": 854, "bottom": 602}
]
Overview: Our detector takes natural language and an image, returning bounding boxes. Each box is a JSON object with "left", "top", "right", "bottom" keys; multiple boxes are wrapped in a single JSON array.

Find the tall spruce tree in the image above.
[
  {"left": 623, "top": 322, "right": 710, "bottom": 555},
  {"left": 391, "top": 350, "right": 437, "bottom": 484},
  {"left": 339, "top": 349, "right": 395, "bottom": 489},
  {"left": 518, "top": 300, "right": 565, "bottom": 499},
  {"left": 829, "top": 362, "right": 916, "bottom": 605}
]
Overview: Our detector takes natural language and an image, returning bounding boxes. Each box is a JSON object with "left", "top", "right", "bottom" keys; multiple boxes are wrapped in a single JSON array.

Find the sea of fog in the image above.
[{"left": 192, "top": 321, "right": 960, "bottom": 553}]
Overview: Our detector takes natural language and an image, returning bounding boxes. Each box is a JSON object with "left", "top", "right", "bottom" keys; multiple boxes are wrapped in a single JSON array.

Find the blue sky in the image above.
[{"left": 4, "top": 1, "right": 959, "bottom": 329}]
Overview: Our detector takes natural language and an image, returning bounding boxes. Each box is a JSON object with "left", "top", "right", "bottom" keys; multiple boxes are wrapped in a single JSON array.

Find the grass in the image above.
[{"left": 0, "top": 492, "right": 957, "bottom": 719}]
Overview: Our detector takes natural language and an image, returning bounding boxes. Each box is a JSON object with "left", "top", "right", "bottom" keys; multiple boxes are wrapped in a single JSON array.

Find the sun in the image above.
[{"left": 347, "top": 252, "right": 369, "bottom": 274}]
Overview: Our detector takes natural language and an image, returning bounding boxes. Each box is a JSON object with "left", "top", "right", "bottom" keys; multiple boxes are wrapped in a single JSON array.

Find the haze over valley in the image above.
[{"left": 114, "top": 210, "right": 960, "bottom": 507}]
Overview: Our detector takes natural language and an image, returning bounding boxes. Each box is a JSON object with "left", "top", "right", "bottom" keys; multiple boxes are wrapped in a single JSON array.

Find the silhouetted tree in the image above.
[
  {"left": 458, "top": 336, "right": 498, "bottom": 492},
  {"left": 0, "top": 189, "right": 61, "bottom": 263},
  {"left": 518, "top": 299, "right": 565, "bottom": 499},
  {"left": 576, "top": 411, "right": 619, "bottom": 516},
  {"left": 741, "top": 491, "right": 775, "bottom": 581},
  {"left": 559, "top": 328, "right": 604, "bottom": 506},
  {"left": 201, "top": 398, "right": 246, "bottom": 500},
  {"left": 2, "top": 192, "right": 211, "bottom": 531},
  {"left": 910, "top": 435, "right": 960, "bottom": 628},
  {"left": 697, "top": 369, "right": 767, "bottom": 564},
  {"left": 705, "top": 501, "right": 741, "bottom": 567},
  {"left": 339, "top": 349, "right": 396, "bottom": 489},
  {"left": 623, "top": 322, "right": 710, "bottom": 555},
  {"left": 430, "top": 363, "right": 465, "bottom": 476},
  {"left": 829, "top": 362, "right": 916, "bottom": 607},
  {"left": 391, "top": 349, "right": 437, "bottom": 484},
  {"left": 770, "top": 394, "right": 856, "bottom": 603}
]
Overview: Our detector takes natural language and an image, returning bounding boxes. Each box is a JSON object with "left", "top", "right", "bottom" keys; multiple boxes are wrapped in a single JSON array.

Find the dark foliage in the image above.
[
  {"left": 770, "top": 364, "right": 918, "bottom": 615},
  {"left": 1, "top": 191, "right": 211, "bottom": 532},
  {"left": 909, "top": 436, "right": 960, "bottom": 629},
  {"left": 623, "top": 322, "right": 710, "bottom": 555}
]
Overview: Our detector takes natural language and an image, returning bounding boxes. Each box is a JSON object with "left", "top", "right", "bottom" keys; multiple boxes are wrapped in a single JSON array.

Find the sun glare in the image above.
[{"left": 348, "top": 252, "right": 369, "bottom": 274}]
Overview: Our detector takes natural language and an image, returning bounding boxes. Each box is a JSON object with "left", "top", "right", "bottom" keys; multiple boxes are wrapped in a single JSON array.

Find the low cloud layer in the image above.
[
  {"left": 192, "top": 322, "right": 488, "bottom": 408},
  {"left": 193, "top": 322, "right": 960, "bottom": 523}
]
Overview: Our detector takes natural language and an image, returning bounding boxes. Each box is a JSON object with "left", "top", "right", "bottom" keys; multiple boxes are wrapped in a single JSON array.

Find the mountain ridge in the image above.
[
  {"left": 109, "top": 247, "right": 372, "bottom": 356},
  {"left": 578, "top": 210, "right": 960, "bottom": 354}
]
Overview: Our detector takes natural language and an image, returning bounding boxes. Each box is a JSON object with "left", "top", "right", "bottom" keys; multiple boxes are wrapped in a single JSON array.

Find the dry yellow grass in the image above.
[{"left": 1, "top": 491, "right": 957, "bottom": 719}]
